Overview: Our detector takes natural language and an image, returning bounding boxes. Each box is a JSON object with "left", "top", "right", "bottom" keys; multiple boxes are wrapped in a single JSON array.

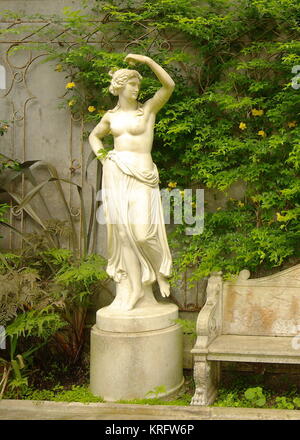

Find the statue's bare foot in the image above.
[{"left": 157, "top": 274, "right": 170, "bottom": 298}]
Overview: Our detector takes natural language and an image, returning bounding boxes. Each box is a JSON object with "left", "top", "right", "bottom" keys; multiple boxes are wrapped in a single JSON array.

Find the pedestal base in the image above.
[
  {"left": 90, "top": 307, "right": 184, "bottom": 401},
  {"left": 96, "top": 302, "right": 179, "bottom": 332}
]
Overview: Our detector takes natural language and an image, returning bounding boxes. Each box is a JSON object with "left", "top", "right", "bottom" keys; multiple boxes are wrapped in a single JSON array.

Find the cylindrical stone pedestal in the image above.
[{"left": 90, "top": 302, "right": 184, "bottom": 401}]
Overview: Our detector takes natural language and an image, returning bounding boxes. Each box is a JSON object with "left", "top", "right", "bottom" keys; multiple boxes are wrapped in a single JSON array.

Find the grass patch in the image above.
[
  {"left": 4, "top": 385, "right": 104, "bottom": 404},
  {"left": 116, "top": 393, "right": 192, "bottom": 406},
  {"left": 3, "top": 385, "right": 191, "bottom": 405}
]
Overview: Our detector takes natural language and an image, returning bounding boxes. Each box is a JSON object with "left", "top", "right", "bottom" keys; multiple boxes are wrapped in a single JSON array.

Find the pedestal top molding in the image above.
[{"left": 97, "top": 302, "right": 178, "bottom": 333}]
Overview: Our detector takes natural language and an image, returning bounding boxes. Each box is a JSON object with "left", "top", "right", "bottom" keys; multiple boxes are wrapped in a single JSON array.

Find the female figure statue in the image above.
[{"left": 89, "top": 54, "right": 175, "bottom": 311}]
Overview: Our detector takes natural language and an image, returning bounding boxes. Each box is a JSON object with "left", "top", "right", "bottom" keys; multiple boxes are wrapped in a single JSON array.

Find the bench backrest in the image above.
[{"left": 222, "top": 265, "right": 300, "bottom": 337}]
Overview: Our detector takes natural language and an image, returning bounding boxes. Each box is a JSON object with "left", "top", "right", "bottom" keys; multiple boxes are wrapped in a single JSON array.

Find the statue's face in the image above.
[{"left": 119, "top": 77, "right": 140, "bottom": 101}]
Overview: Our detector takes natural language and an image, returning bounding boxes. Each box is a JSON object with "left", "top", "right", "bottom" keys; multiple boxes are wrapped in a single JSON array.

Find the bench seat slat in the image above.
[{"left": 207, "top": 335, "right": 300, "bottom": 363}]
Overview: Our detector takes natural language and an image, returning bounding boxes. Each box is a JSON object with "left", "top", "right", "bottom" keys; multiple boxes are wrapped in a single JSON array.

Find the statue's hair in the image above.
[{"left": 108, "top": 68, "right": 142, "bottom": 96}]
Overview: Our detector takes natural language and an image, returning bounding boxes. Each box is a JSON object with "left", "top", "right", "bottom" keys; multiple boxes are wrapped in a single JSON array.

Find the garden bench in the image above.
[{"left": 191, "top": 264, "right": 300, "bottom": 406}]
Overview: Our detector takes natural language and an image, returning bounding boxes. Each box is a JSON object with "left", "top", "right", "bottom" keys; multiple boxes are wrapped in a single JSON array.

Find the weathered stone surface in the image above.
[
  {"left": 90, "top": 323, "right": 184, "bottom": 401},
  {"left": 223, "top": 265, "right": 300, "bottom": 336},
  {"left": 191, "top": 265, "right": 300, "bottom": 406},
  {"left": 96, "top": 302, "right": 178, "bottom": 333},
  {"left": 1, "top": 399, "right": 300, "bottom": 420},
  {"left": 0, "top": 0, "right": 83, "bottom": 15},
  {"left": 208, "top": 335, "right": 300, "bottom": 363}
]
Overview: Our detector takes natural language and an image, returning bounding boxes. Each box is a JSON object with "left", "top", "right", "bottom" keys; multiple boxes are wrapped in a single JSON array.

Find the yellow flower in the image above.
[
  {"left": 288, "top": 121, "right": 297, "bottom": 128},
  {"left": 239, "top": 122, "right": 247, "bottom": 130},
  {"left": 237, "top": 201, "right": 245, "bottom": 207},
  {"left": 258, "top": 130, "right": 266, "bottom": 137},
  {"left": 180, "top": 190, "right": 185, "bottom": 197},
  {"left": 55, "top": 64, "right": 63, "bottom": 72},
  {"left": 217, "top": 207, "right": 222, "bottom": 211},
  {"left": 68, "top": 99, "right": 76, "bottom": 107},
  {"left": 276, "top": 212, "right": 285, "bottom": 222},
  {"left": 168, "top": 182, "right": 177, "bottom": 188},
  {"left": 251, "top": 108, "right": 264, "bottom": 116},
  {"left": 88, "top": 106, "right": 96, "bottom": 113},
  {"left": 66, "top": 82, "right": 75, "bottom": 89}
]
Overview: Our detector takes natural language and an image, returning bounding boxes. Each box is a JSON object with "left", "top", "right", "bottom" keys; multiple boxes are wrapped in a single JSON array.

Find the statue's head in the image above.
[{"left": 108, "top": 68, "right": 142, "bottom": 96}]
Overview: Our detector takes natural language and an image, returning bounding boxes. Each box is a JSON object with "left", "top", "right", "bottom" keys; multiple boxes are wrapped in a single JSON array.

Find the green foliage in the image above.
[
  {"left": 0, "top": 204, "right": 9, "bottom": 222},
  {"left": 0, "top": 153, "right": 20, "bottom": 172},
  {"left": 0, "top": 203, "right": 9, "bottom": 239},
  {"left": 48, "top": 385, "right": 104, "bottom": 403},
  {"left": 0, "top": 245, "right": 109, "bottom": 395},
  {"left": 275, "top": 396, "right": 295, "bottom": 410},
  {"left": 6, "top": 308, "right": 65, "bottom": 340},
  {"left": 214, "top": 389, "right": 248, "bottom": 408},
  {"left": 293, "top": 397, "right": 300, "bottom": 408},
  {"left": 17, "top": 385, "right": 104, "bottom": 403},
  {"left": 0, "top": 121, "right": 10, "bottom": 137},
  {"left": 0, "top": 304, "right": 66, "bottom": 398},
  {"left": 45, "top": 250, "right": 109, "bottom": 363},
  {"left": 175, "top": 318, "right": 196, "bottom": 336},
  {"left": 55, "top": 253, "right": 107, "bottom": 288},
  {"left": 145, "top": 385, "right": 167, "bottom": 398},
  {"left": 244, "top": 387, "right": 267, "bottom": 407},
  {"left": 214, "top": 383, "right": 300, "bottom": 410},
  {"left": 7, "top": 383, "right": 191, "bottom": 405},
  {"left": 0, "top": 252, "right": 63, "bottom": 326},
  {"left": 116, "top": 394, "right": 192, "bottom": 406}
]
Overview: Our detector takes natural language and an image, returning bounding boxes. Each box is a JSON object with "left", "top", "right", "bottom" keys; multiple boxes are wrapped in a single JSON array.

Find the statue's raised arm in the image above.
[{"left": 124, "top": 54, "right": 175, "bottom": 113}]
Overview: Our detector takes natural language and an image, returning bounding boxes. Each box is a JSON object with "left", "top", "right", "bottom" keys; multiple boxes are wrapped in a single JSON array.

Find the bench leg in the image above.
[{"left": 191, "top": 359, "right": 220, "bottom": 406}]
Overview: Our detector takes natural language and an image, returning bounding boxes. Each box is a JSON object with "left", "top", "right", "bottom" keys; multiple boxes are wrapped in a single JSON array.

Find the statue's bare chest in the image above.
[{"left": 109, "top": 111, "right": 150, "bottom": 136}]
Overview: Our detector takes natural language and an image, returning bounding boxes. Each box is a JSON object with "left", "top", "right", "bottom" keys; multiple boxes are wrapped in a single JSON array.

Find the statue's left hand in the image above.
[{"left": 125, "top": 54, "right": 148, "bottom": 66}]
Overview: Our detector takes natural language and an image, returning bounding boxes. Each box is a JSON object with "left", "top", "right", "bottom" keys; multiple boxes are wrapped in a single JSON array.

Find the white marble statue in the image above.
[{"left": 89, "top": 54, "right": 175, "bottom": 311}]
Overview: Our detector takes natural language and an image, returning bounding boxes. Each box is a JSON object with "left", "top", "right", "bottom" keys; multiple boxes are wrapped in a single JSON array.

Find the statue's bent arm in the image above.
[{"left": 88, "top": 113, "right": 111, "bottom": 164}]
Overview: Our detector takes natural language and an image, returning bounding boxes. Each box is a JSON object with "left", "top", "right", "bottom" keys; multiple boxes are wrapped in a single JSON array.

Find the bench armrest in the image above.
[{"left": 192, "top": 272, "right": 223, "bottom": 351}]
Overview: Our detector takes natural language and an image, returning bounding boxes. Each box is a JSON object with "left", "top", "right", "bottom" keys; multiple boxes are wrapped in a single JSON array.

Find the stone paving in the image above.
[{"left": 0, "top": 400, "right": 300, "bottom": 420}]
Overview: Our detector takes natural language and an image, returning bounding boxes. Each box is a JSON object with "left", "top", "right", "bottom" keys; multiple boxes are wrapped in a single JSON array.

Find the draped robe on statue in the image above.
[{"left": 102, "top": 150, "right": 172, "bottom": 286}]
